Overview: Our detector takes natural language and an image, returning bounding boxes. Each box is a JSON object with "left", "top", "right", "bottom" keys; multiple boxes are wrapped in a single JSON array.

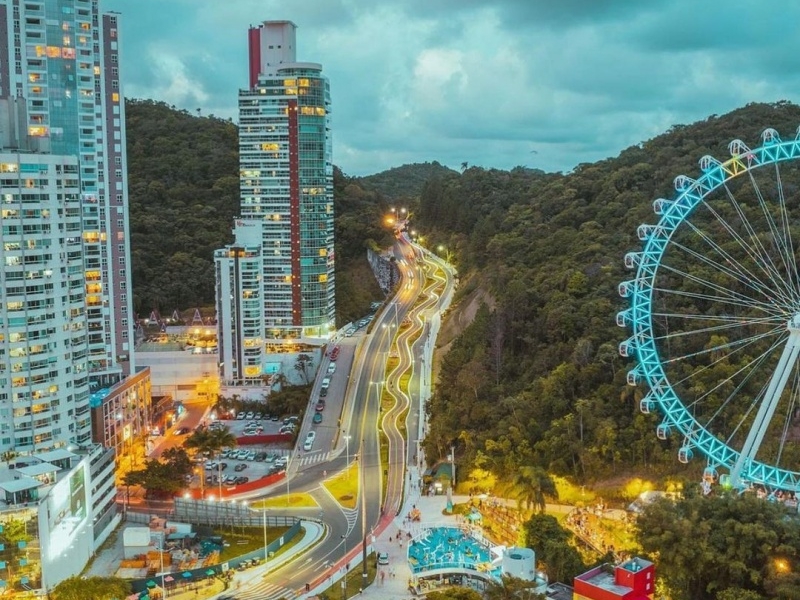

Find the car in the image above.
[
  {"left": 219, "top": 449, "right": 232, "bottom": 459},
  {"left": 345, "top": 327, "right": 356, "bottom": 337},
  {"left": 327, "top": 362, "right": 336, "bottom": 374},
  {"left": 174, "top": 427, "right": 190, "bottom": 436},
  {"left": 377, "top": 552, "right": 389, "bottom": 566},
  {"left": 225, "top": 474, "right": 237, "bottom": 484},
  {"left": 287, "top": 416, "right": 300, "bottom": 423},
  {"left": 315, "top": 401, "right": 325, "bottom": 412},
  {"left": 321, "top": 377, "right": 331, "bottom": 389},
  {"left": 254, "top": 412, "right": 262, "bottom": 420},
  {"left": 255, "top": 452, "right": 267, "bottom": 462},
  {"left": 234, "top": 462, "right": 248, "bottom": 472},
  {"left": 330, "top": 346, "right": 340, "bottom": 360},
  {"left": 319, "top": 387, "right": 328, "bottom": 398},
  {"left": 275, "top": 456, "right": 288, "bottom": 466},
  {"left": 243, "top": 430, "right": 258, "bottom": 436},
  {"left": 219, "top": 462, "right": 229, "bottom": 471},
  {"left": 237, "top": 412, "right": 246, "bottom": 420},
  {"left": 271, "top": 415, "right": 280, "bottom": 421},
  {"left": 246, "top": 450, "right": 256, "bottom": 460},
  {"left": 235, "top": 476, "right": 249, "bottom": 485},
  {"left": 312, "top": 412, "right": 323, "bottom": 424},
  {"left": 245, "top": 411, "right": 254, "bottom": 419},
  {"left": 303, "top": 431, "right": 316, "bottom": 451},
  {"left": 204, "top": 461, "right": 217, "bottom": 470},
  {"left": 236, "top": 449, "right": 249, "bottom": 460}
]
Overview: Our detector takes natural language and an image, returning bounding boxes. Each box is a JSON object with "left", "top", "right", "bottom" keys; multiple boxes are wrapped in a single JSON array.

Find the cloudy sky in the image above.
[{"left": 103, "top": 0, "right": 796, "bottom": 176}]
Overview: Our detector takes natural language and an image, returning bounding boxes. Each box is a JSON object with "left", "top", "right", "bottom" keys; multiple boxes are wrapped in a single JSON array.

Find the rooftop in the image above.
[{"left": 576, "top": 566, "right": 632, "bottom": 596}]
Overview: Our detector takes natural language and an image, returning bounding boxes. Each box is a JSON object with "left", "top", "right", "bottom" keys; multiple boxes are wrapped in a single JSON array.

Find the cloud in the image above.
[{"left": 104, "top": 0, "right": 800, "bottom": 176}]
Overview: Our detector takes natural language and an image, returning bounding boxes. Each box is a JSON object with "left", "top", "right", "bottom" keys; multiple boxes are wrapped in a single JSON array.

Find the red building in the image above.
[{"left": 573, "top": 557, "right": 655, "bottom": 600}]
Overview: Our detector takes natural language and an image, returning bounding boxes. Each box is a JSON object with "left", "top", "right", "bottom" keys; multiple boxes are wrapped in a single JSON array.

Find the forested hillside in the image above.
[
  {"left": 418, "top": 101, "right": 800, "bottom": 486},
  {"left": 359, "top": 161, "right": 457, "bottom": 199},
  {"left": 125, "top": 100, "right": 391, "bottom": 324}
]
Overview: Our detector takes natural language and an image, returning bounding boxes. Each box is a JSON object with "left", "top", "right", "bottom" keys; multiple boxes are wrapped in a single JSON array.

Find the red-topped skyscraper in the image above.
[{"left": 216, "top": 20, "right": 334, "bottom": 386}]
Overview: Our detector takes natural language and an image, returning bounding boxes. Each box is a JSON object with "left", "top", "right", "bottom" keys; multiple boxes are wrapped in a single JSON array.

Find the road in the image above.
[{"left": 238, "top": 237, "right": 455, "bottom": 598}]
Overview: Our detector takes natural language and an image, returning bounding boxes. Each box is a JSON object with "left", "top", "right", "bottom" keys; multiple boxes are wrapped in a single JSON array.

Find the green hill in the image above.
[{"left": 360, "top": 161, "right": 457, "bottom": 200}]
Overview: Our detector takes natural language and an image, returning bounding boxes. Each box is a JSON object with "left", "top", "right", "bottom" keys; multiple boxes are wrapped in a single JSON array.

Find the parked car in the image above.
[
  {"left": 270, "top": 415, "right": 280, "bottom": 421},
  {"left": 235, "top": 476, "right": 249, "bottom": 485},
  {"left": 377, "top": 552, "right": 389, "bottom": 566},
  {"left": 237, "top": 412, "right": 247, "bottom": 420},
  {"left": 245, "top": 411, "right": 255, "bottom": 419},
  {"left": 235, "top": 463, "right": 248, "bottom": 472},
  {"left": 247, "top": 450, "right": 256, "bottom": 461},
  {"left": 327, "top": 362, "right": 337, "bottom": 374},
  {"left": 303, "top": 431, "right": 316, "bottom": 451},
  {"left": 225, "top": 474, "right": 237, "bottom": 484},
  {"left": 255, "top": 452, "right": 267, "bottom": 462},
  {"left": 321, "top": 377, "right": 331, "bottom": 389},
  {"left": 315, "top": 401, "right": 325, "bottom": 412},
  {"left": 236, "top": 449, "right": 249, "bottom": 460},
  {"left": 204, "top": 461, "right": 217, "bottom": 470},
  {"left": 254, "top": 412, "right": 263, "bottom": 420},
  {"left": 313, "top": 412, "right": 323, "bottom": 424},
  {"left": 218, "top": 462, "right": 229, "bottom": 471},
  {"left": 330, "top": 346, "right": 340, "bottom": 359}
]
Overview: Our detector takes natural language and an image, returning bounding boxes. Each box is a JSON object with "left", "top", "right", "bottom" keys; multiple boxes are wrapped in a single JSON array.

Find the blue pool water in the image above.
[{"left": 407, "top": 527, "right": 501, "bottom": 577}]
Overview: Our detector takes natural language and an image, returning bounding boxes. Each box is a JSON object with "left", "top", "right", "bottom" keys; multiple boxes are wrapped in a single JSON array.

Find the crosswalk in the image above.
[
  {"left": 235, "top": 579, "right": 296, "bottom": 600},
  {"left": 295, "top": 451, "right": 330, "bottom": 467}
]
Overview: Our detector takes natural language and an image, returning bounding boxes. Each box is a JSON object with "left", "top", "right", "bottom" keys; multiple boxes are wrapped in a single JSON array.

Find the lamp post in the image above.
[
  {"left": 344, "top": 434, "right": 351, "bottom": 479},
  {"left": 158, "top": 532, "right": 168, "bottom": 598},
  {"left": 262, "top": 508, "right": 269, "bottom": 565}
]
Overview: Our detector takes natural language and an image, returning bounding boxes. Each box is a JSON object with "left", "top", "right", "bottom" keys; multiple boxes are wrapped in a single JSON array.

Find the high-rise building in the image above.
[
  {"left": 0, "top": 0, "right": 140, "bottom": 455},
  {"left": 217, "top": 20, "right": 334, "bottom": 385},
  {"left": 0, "top": 0, "right": 135, "bottom": 388}
]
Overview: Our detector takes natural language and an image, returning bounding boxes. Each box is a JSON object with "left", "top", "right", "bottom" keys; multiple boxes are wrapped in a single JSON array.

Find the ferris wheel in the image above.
[{"left": 618, "top": 127, "right": 800, "bottom": 493}]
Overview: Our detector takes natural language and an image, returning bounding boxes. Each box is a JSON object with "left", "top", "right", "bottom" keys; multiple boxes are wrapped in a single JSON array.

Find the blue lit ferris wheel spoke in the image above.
[
  {"left": 660, "top": 324, "right": 784, "bottom": 365},
  {"left": 668, "top": 239, "right": 788, "bottom": 310},
  {"left": 654, "top": 286, "right": 782, "bottom": 316},
  {"left": 651, "top": 317, "right": 779, "bottom": 343},
  {"left": 718, "top": 183, "right": 799, "bottom": 305},
  {"left": 745, "top": 169, "right": 800, "bottom": 299},
  {"left": 773, "top": 164, "right": 800, "bottom": 297},
  {"left": 652, "top": 312, "right": 784, "bottom": 324},
  {"left": 687, "top": 202, "right": 797, "bottom": 309}
]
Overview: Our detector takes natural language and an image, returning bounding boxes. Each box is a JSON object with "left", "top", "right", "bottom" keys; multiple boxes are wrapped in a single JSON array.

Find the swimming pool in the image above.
[{"left": 407, "top": 526, "right": 501, "bottom": 578}]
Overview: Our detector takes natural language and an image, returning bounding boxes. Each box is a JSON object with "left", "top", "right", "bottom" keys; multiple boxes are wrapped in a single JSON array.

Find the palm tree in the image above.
[
  {"left": 508, "top": 466, "right": 558, "bottom": 514},
  {"left": 185, "top": 428, "right": 238, "bottom": 498}
]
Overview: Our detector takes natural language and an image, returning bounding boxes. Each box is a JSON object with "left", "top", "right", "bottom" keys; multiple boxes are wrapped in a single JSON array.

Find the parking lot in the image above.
[{"left": 186, "top": 414, "right": 299, "bottom": 493}]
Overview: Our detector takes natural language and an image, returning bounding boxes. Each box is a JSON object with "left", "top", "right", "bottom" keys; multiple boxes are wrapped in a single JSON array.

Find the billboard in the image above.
[{"left": 39, "top": 459, "right": 93, "bottom": 589}]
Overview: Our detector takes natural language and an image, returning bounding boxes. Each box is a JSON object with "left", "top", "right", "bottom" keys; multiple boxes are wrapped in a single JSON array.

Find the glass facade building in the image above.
[
  {"left": 217, "top": 20, "right": 334, "bottom": 384},
  {"left": 0, "top": 0, "right": 135, "bottom": 387}
]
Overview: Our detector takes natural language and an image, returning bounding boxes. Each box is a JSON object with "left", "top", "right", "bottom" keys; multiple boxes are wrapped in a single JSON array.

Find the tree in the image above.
[
  {"left": 161, "top": 447, "right": 193, "bottom": 478},
  {"left": 427, "top": 589, "right": 483, "bottom": 600},
  {"left": 51, "top": 575, "right": 131, "bottom": 600},
  {"left": 636, "top": 494, "right": 800, "bottom": 600},
  {"left": 295, "top": 353, "right": 313, "bottom": 384},
  {"left": 523, "top": 514, "right": 586, "bottom": 583},
  {"left": 485, "top": 574, "right": 544, "bottom": 600},
  {"left": 185, "top": 427, "right": 237, "bottom": 458},
  {"left": 507, "top": 466, "right": 557, "bottom": 514}
]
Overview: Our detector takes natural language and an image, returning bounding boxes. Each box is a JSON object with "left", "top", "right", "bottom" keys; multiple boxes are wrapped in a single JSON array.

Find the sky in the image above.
[{"left": 102, "top": 0, "right": 798, "bottom": 177}]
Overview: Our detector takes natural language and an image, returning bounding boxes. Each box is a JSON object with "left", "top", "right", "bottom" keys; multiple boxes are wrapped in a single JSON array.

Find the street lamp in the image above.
[{"left": 344, "top": 434, "right": 351, "bottom": 478}]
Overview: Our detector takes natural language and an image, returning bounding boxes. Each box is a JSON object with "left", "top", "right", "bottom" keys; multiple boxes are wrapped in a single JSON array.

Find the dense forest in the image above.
[
  {"left": 417, "top": 101, "right": 800, "bottom": 487},
  {"left": 125, "top": 99, "right": 390, "bottom": 325}
]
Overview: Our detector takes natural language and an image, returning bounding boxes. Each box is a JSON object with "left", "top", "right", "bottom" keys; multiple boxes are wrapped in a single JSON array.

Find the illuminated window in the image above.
[
  {"left": 28, "top": 126, "right": 48, "bottom": 137},
  {"left": 319, "top": 248, "right": 327, "bottom": 257},
  {"left": 46, "top": 46, "right": 61, "bottom": 58},
  {"left": 319, "top": 274, "right": 328, "bottom": 283},
  {"left": 285, "top": 87, "right": 297, "bottom": 95},
  {"left": 112, "top": 93, "right": 119, "bottom": 103},
  {"left": 283, "top": 79, "right": 296, "bottom": 87},
  {"left": 260, "top": 143, "right": 279, "bottom": 151},
  {"left": 298, "top": 78, "right": 310, "bottom": 87}
]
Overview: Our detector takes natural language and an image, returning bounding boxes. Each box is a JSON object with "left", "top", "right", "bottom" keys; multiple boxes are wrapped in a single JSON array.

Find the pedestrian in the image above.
[{"left": 389, "top": 536, "right": 392, "bottom": 542}]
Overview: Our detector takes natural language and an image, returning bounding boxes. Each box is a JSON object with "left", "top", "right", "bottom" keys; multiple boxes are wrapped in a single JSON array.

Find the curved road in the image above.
[{"left": 235, "top": 238, "right": 455, "bottom": 598}]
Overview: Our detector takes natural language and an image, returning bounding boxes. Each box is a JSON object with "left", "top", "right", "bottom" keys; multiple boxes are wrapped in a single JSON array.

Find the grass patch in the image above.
[
  {"left": 323, "top": 460, "right": 359, "bottom": 509},
  {"left": 214, "top": 525, "right": 292, "bottom": 562},
  {"left": 553, "top": 475, "right": 596, "bottom": 506},
  {"left": 380, "top": 430, "right": 389, "bottom": 502},
  {"left": 269, "top": 526, "right": 307, "bottom": 564},
  {"left": 251, "top": 493, "right": 318, "bottom": 509}
]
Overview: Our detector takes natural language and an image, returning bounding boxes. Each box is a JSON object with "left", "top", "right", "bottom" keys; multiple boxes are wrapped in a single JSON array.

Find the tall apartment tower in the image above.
[
  {"left": 216, "top": 20, "right": 334, "bottom": 385},
  {"left": 0, "top": 0, "right": 135, "bottom": 452}
]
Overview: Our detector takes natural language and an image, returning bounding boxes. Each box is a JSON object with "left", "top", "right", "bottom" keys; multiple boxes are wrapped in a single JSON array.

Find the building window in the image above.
[{"left": 115, "top": 194, "right": 122, "bottom": 203}]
